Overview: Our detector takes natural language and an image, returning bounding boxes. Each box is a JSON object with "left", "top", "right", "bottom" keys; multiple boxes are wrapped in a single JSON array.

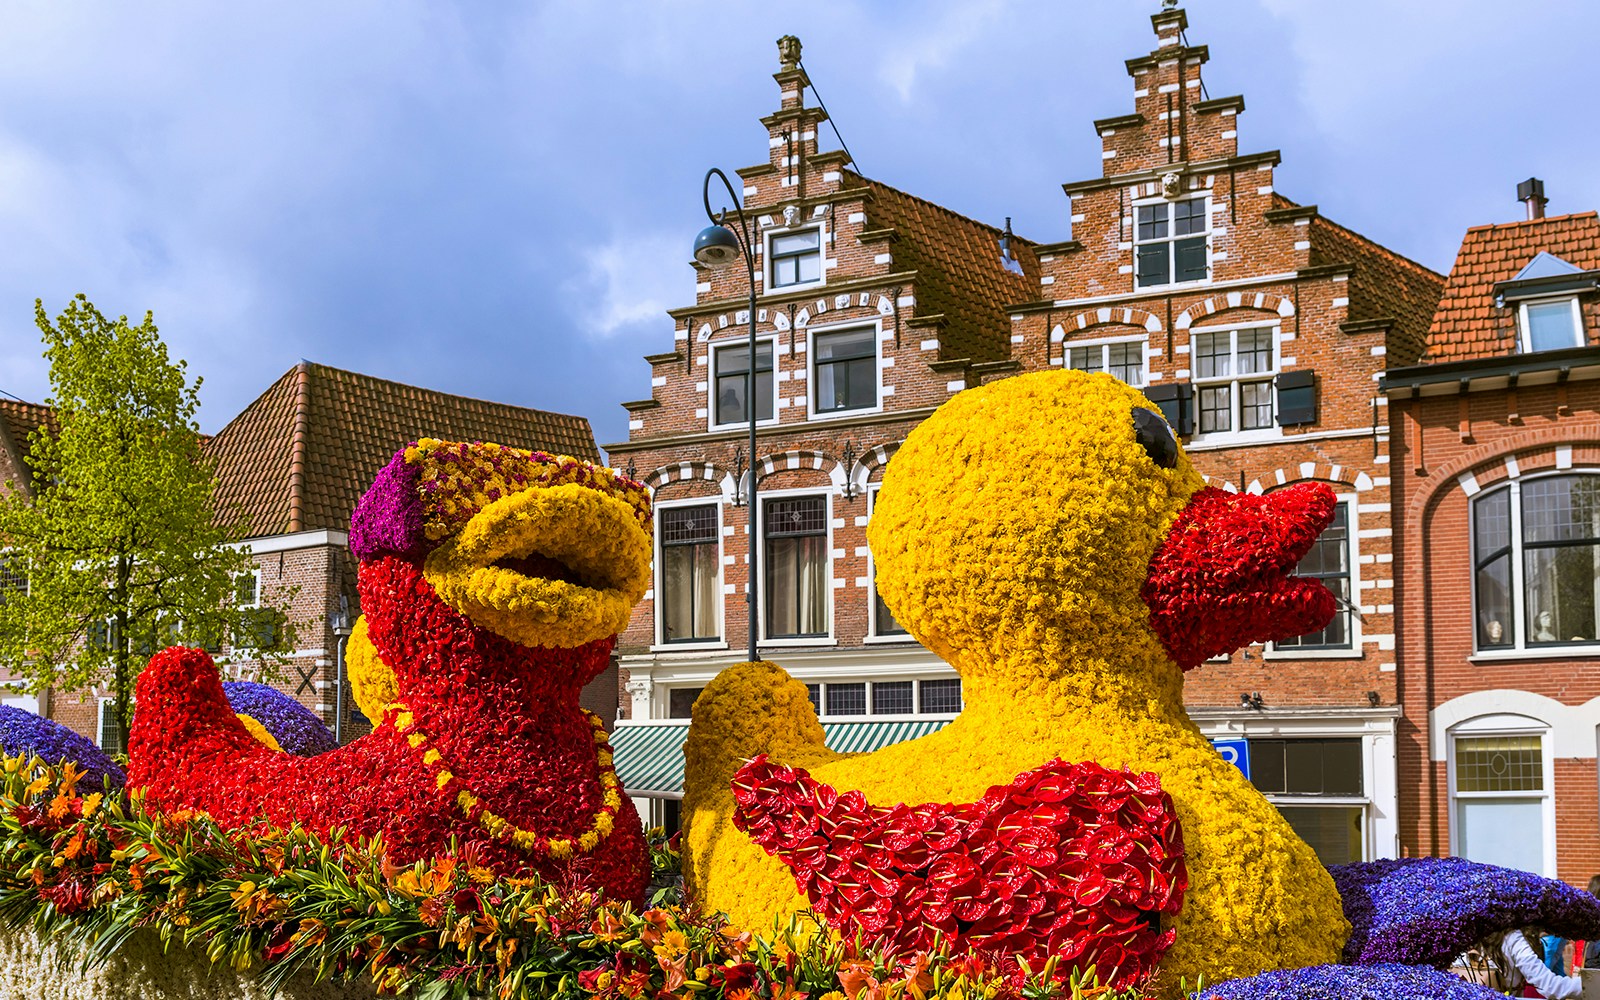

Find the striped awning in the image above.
[{"left": 609, "top": 718, "right": 952, "bottom": 798}]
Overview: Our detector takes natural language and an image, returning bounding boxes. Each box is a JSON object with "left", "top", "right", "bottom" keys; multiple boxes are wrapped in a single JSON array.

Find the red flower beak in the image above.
[{"left": 1141, "top": 482, "right": 1339, "bottom": 670}]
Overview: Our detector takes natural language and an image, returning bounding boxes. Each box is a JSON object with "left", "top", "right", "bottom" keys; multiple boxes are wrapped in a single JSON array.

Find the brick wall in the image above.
[{"left": 1392, "top": 375, "right": 1600, "bottom": 880}]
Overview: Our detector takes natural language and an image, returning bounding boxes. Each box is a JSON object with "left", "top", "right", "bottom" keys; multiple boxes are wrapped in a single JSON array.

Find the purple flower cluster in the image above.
[
  {"left": 222, "top": 682, "right": 338, "bottom": 756},
  {"left": 1197, "top": 963, "right": 1504, "bottom": 1000},
  {"left": 349, "top": 450, "right": 427, "bottom": 561},
  {"left": 0, "top": 705, "right": 125, "bottom": 790},
  {"left": 1331, "top": 857, "right": 1600, "bottom": 968}
]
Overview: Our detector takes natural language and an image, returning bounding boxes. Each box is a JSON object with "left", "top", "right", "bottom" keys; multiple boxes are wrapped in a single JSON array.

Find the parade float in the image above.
[{"left": 0, "top": 372, "right": 1594, "bottom": 999}]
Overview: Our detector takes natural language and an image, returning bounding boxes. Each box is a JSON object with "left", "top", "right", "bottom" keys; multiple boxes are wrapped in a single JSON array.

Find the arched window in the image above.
[
  {"left": 1472, "top": 472, "right": 1600, "bottom": 651},
  {"left": 1448, "top": 714, "right": 1554, "bottom": 876}
]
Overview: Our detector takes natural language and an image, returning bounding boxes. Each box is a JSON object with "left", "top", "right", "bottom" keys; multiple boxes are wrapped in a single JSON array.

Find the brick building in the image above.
[
  {"left": 0, "top": 362, "right": 610, "bottom": 747},
  {"left": 606, "top": 6, "right": 1447, "bottom": 861},
  {"left": 604, "top": 35, "right": 1040, "bottom": 829},
  {"left": 1386, "top": 190, "right": 1600, "bottom": 882}
]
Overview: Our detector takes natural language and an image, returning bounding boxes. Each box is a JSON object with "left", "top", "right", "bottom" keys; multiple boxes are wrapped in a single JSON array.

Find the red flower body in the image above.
[
  {"left": 126, "top": 554, "right": 647, "bottom": 902},
  {"left": 731, "top": 755, "right": 1187, "bottom": 989}
]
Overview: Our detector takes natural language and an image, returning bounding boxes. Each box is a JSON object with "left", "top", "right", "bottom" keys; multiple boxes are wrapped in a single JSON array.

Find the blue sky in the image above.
[{"left": 1, "top": 1, "right": 1597, "bottom": 452}]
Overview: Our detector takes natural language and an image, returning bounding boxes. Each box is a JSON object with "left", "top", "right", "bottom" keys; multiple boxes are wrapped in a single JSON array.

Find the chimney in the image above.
[{"left": 1518, "top": 177, "right": 1547, "bottom": 221}]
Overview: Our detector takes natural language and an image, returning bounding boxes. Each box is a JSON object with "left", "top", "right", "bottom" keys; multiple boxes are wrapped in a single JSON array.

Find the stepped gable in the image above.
[
  {"left": 207, "top": 362, "right": 599, "bottom": 538},
  {"left": 858, "top": 173, "right": 1040, "bottom": 364},
  {"left": 1426, "top": 211, "right": 1600, "bottom": 362}
]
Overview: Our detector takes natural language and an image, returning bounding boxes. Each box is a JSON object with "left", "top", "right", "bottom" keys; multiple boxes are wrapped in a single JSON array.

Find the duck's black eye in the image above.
[{"left": 1132, "top": 408, "right": 1178, "bottom": 469}]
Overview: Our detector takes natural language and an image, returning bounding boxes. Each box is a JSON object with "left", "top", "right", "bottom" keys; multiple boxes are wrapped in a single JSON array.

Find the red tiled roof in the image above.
[
  {"left": 0, "top": 399, "right": 57, "bottom": 495},
  {"left": 1426, "top": 212, "right": 1600, "bottom": 362},
  {"left": 207, "top": 362, "right": 599, "bottom": 538},
  {"left": 855, "top": 174, "right": 1040, "bottom": 363}
]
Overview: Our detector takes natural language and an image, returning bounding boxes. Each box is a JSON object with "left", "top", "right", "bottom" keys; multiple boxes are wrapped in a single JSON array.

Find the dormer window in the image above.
[
  {"left": 1135, "top": 197, "right": 1208, "bottom": 288},
  {"left": 769, "top": 229, "right": 821, "bottom": 288},
  {"left": 1519, "top": 298, "right": 1584, "bottom": 353}
]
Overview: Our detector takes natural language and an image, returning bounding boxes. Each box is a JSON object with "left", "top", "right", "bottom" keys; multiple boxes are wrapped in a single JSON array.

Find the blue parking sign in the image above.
[{"left": 1211, "top": 737, "right": 1250, "bottom": 780}]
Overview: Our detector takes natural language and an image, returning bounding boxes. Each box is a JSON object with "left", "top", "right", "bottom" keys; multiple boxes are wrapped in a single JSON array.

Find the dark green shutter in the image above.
[
  {"left": 1276, "top": 370, "right": 1318, "bottom": 427},
  {"left": 1143, "top": 383, "right": 1194, "bottom": 436}
]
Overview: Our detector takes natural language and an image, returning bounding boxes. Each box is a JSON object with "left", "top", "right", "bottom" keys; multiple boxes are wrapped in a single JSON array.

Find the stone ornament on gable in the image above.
[
  {"left": 782, "top": 204, "right": 800, "bottom": 227},
  {"left": 1162, "top": 171, "right": 1184, "bottom": 199},
  {"left": 776, "top": 35, "right": 801, "bottom": 71}
]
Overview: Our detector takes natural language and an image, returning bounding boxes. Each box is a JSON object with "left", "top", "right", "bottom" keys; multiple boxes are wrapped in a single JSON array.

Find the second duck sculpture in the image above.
[{"left": 681, "top": 370, "right": 1349, "bottom": 996}]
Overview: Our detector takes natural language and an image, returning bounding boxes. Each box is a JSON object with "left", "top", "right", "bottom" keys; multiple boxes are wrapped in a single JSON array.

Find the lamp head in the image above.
[{"left": 694, "top": 224, "right": 743, "bottom": 267}]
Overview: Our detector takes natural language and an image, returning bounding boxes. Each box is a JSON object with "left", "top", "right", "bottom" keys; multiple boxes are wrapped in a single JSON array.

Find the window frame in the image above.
[
  {"left": 1132, "top": 194, "right": 1212, "bottom": 290},
  {"left": 758, "top": 488, "right": 834, "bottom": 646},
  {"left": 1187, "top": 320, "right": 1282, "bottom": 443},
  {"left": 652, "top": 497, "right": 725, "bottom": 651},
  {"left": 803, "top": 676, "right": 962, "bottom": 721},
  {"left": 1446, "top": 717, "right": 1556, "bottom": 876},
  {"left": 228, "top": 568, "right": 269, "bottom": 658},
  {"left": 1517, "top": 295, "right": 1585, "bottom": 354},
  {"left": 806, "top": 320, "right": 884, "bottom": 421},
  {"left": 1062, "top": 333, "right": 1149, "bottom": 387},
  {"left": 96, "top": 695, "right": 129, "bottom": 753},
  {"left": 865, "top": 483, "right": 911, "bottom": 643},
  {"left": 1268, "top": 494, "right": 1362, "bottom": 658},
  {"left": 764, "top": 224, "right": 825, "bottom": 292},
  {"left": 1471, "top": 471, "right": 1600, "bottom": 656},
  {"left": 707, "top": 334, "right": 781, "bottom": 433}
]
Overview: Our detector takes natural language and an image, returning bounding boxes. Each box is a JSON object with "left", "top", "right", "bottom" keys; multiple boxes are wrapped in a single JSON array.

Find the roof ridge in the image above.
[
  {"left": 1310, "top": 210, "right": 1445, "bottom": 281},
  {"left": 287, "top": 361, "right": 312, "bottom": 533},
  {"left": 297, "top": 360, "right": 591, "bottom": 425},
  {"left": 855, "top": 172, "right": 1038, "bottom": 247},
  {"left": 1463, "top": 210, "right": 1600, "bottom": 234}
]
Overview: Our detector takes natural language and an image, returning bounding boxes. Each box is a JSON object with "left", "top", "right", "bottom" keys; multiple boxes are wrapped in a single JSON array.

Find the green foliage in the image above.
[
  {"left": 0, "top": 296, "right": 296, "bottom": 750},
  {"left": 0, "top": 755, "right": 1156, "bottom": 1000}
]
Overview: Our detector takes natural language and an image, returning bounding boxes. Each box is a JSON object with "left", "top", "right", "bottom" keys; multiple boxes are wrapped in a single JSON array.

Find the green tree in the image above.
[{"left": 0, "top": 295, "right": 294, "bottom": 751}]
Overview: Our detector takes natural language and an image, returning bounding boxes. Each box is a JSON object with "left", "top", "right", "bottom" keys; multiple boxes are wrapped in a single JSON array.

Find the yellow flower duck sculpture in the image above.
[{"left": 682, "top": 370, "right": 1349, "bottom": 995}]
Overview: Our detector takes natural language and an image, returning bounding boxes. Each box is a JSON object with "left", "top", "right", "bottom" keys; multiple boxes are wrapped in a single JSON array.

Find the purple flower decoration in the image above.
[
  {"left": 349, "top": 449, "right": 427, "bottom": 561},
  {"left": 222, "top": 682, "right": 338, "bottom": 756},
  {"left": 0, "top": 705, "right": 125, "bottom": 790},
  {"left": 1331, "top": 857, "right": 1600, "bottom": 968},
  {"left": 1196, "top": 963, "right": 1504, "bottom": 1000}
]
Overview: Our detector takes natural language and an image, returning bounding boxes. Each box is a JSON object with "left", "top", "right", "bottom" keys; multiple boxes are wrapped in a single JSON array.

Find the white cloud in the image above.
[
  {"left": 879, "top": 0, "right": 1009, "bottom": 102},
  {"left": 568, "top": 232, "right": 686, "bottom": 341}
]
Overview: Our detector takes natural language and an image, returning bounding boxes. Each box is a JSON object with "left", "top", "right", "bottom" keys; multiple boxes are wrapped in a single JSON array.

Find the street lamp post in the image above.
[
  {"left": 328, "top": 594, "right": 353, "bottom": 745},
  {"left": 694, "top": 168, "right": 760, "bottom": 663}
]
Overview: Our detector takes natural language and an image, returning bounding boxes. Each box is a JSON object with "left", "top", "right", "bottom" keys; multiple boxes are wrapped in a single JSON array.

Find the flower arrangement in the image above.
[
  {"left": 1330, "top": 857, "right": 1600, "bottom": 968},
  {"left": 0, "top": 704, "right": 124, "bottom": 791},
  {"left": 222, "top": 681, "right": 338, "bottom": 756},
  {"left": 682, "top": 372, "right": 1349, "bottom": 994},
  {"left": 125, "top": 440, "right": 654, "bottom": 902},
  {"left": 343, "top": 615, "right": 394, "bottom": 724},
  {"left": 0, "top": 754, "right": 1152, "bottom": 1000},
  {"left": 731, "top": 754, "right": 1187, "bottom": 990},
  {"left": 1194, "top": 963, "right": 1503, "bottom": 1000}
]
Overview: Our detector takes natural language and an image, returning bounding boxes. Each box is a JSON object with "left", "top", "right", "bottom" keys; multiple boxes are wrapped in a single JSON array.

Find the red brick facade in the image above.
[{"left": 1388, "top": 209, "right": 1600, "bottom": 882}]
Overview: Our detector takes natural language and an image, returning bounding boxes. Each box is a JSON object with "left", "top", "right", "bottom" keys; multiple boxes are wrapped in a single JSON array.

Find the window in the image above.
[
  {"left": 97, "top": 697, "right": 126, "bottom": 753},
  {"left": 867, "top": 485, "right": 908, "bottom": 639},
  {"left": 230, "top": 571, "right": 278, "bottom": 653},
  {"left": 764, "top": 496, "right": 829, "bottom": 639},
  {"left": 667, "top": 687, "right": 703, "bottom": 719},
  {"left": 920, "top": 678, "right": 962, "bottom": 714},
  {"left": 1276, "top": 500, "right": 1353, "bottom": 650},
  {"left": 872, "top": 681, "right": 913, "bottom": 715},
  {"left": 770, "top": 229, "right": 821, "bottom": 288},
  {"left": 1192, "top": 326, "right": 1277, "bottom": 435},
  {"left": 1473, "top": 474, "right": 1600, "bottom": 651},
  {"left": 806, "top": 679, "right": 961, "bottom": 717},
  {"left": 825, "top": 682, "right": 866, "bottom": 716},
  {"left": 0, "top": 557, "right": 26, "bottom": 604},
  {"left": 1066, "top": 338, "right": 1147, "bottom": 387},
  {"left": 812, "top": 328, "right": 878, "bottom": 415},
  {"left": 658, "top": 504, "right": 720, "bottom": 643},
  {"left": 1135, "top": 197, "right": 1209, "bottom": 288},
  {"left": 1248, "top": 738, "right": 1365, "bottom": 865},
  {"left": 1452, "top": 731, "right": 1550, "bottom": 874},
  {"left": 1519, "top": 298, "right": 1584, "bottom": 353},
  {"left": 712, "top": 340, "right": 775, "bottom": 427}
]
